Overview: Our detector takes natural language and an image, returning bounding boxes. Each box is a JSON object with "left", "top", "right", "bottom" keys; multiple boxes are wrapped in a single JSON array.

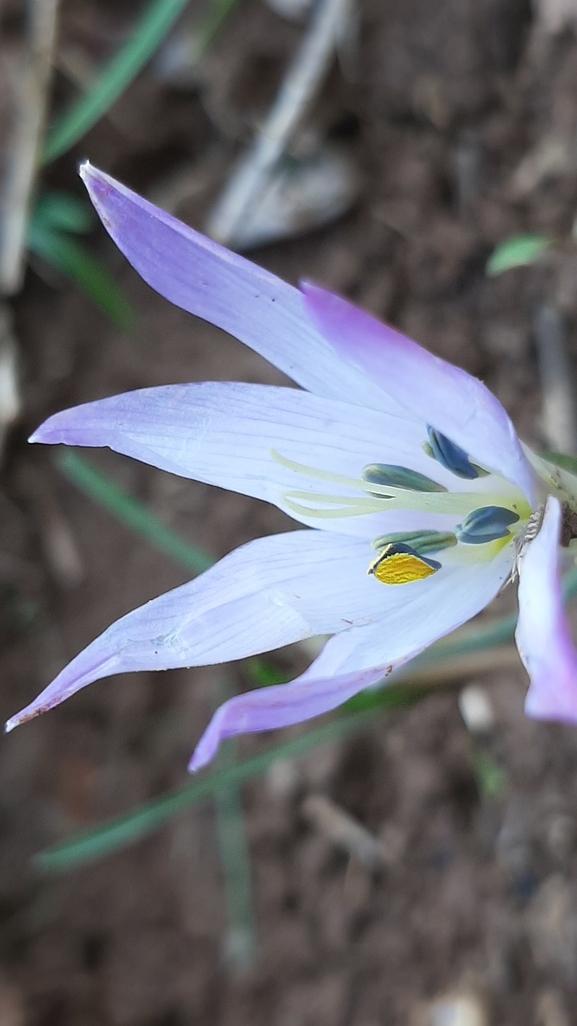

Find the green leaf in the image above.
[
  {"left": 27, "top": 223, "right": 135, "bottom": 330},
  {"left": 32, "top": 191, "right": 94, "bottom": 235},
  {"left": 43, "top": 0, "right": 240, "bottom": 165},
  {"left": 486, "top": 234, "right": 553, "bottom": 276},
  {"left": 472, "top": 750, "right": 507, "bottom": 800},
  {"left": 244, "top": 657, "right": 290, "bottom": 688},
  {"left": 56, "top": 451, "right": 213, "bottom": 574},
  {"left": 540, "top": 451, "right": 577, "bottom": 477}
]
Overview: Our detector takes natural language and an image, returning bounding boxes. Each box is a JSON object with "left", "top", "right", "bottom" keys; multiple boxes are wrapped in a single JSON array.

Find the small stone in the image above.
[
  {"left": 266, "top": 758, "right": 301, "bottom": 799},
  {"left": 458, "top": 685, "right": 495, "bottom": 734},
  {"left": 411, "top": 991, "right": 488, "bottom": 1026}
]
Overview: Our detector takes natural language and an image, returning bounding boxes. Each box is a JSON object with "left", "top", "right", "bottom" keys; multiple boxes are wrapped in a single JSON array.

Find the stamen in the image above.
[
  {"left": 362, "top": 464, "right": 447, "bottom": 493},
  {"left": 371, "top": 530, "right": 457, "bottom": 554},
  {"left": 456, "top": 505, "right": 520, "bottom": 545},
  {"left": 285, "top": 485, "right": 516, "bottom": 517},
  {"left": 272, "top": 448, "right": 530, "bottom": 522},
  {"left": 284, "top": 493, "right": 387, "bottom": 519},
  {"left": 271, "top": 449, "right": 363, "bottom": 491},
  {"left": 425, "top": 427, "right": 488, "bottom": 480},
  {"left": 368, "top": 543, "right": 441, "bottom": 585}
]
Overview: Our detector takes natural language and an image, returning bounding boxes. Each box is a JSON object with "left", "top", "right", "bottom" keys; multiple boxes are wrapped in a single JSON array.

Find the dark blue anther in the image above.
[
  {"left": 363, "top": 464, "right": 447, "bottom": 493},
  {"left": 371, "top": 529, "right": 457, "bottom": 555},
  {"left": 456, "top": 505, "right": 520, "bottom": 545},
  {"left": 425, "top": 426, "right": 481, "bottom": 480}
]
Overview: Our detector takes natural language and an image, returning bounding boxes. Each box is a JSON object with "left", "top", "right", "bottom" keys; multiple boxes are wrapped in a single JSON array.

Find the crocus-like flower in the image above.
[{"left": 7, "top": 163, "right": 577, "bottom": 770}]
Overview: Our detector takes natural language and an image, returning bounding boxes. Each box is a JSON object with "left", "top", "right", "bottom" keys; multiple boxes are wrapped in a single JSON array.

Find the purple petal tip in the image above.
[
  {"left": 28, "top": 423, "right": 58, "bottom": 445},
  {"left": 79, "top": 159, "right": 94, "bottom": 184},
  {"left": 187, "top": 739, "right": 216, "bottom": 774}
]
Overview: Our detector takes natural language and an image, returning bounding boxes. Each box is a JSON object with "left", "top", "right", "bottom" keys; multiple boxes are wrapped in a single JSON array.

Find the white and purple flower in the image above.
[{"left": 7, "top": 163, "right": 577, "bottom": 770}]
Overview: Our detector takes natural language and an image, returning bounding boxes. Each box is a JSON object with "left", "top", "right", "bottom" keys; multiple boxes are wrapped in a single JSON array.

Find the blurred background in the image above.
[{"left": 2, "top": 0, "right": 577, "bottom": 1022}]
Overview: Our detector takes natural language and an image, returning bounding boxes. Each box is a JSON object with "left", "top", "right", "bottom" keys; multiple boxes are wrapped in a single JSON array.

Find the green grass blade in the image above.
[
  {"left": 56, "top": 450, "right": 213, "bottom": 574},
  {"left": 43, "top": 0, "right": 240, "bottom": 164},
  {"left": 35, "top": 711, "right": 371, "bottom": 873},
  {"left": 36, "top": 683, "right": 430, "bottom": 874},
  {"left": 32, "top": 191, "right": 94, "bottom": 234},
  {"left": 215, "top": 751, "right": 257, "bottom": 969},
  {"left": 486, "top": 234, "right": 553, "bottom": 276},
  {"left": 192, "top": 0, "right": 239, "bottom": 59},
  {"left": 472, "top": 749, "right": 507, "bottom": 800},
  {"left": 244, "top": 657, "right": 289, "bottom": 688},
  {"left": 43, "top": 0, "right": 190, "bottom": 164},
  {"left": 214, "top": 681, "right": 257, "bottom": 970},
  {"left": 27, "top": 225, "right": 135, "bottom": 329},
  {"left": 541, "top": 451, "right": 577, "bottom": 476}
]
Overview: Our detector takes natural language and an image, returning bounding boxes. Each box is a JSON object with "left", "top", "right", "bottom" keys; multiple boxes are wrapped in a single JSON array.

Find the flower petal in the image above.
[
  {"left": 188, "top": 546, "right": 513, "bottom": 770},
  {"left": 311, "top": 546, "right": 514, "bottom": 674},
  {"left": 188, "top": 661, "right": 390, "bottom": 772},
  {"left": 79, "top": 163, "right": 393, "bottom": 411},
  {"left": 517, "top": 496, "right": 577, "bottom": 724},
  {"left": 301, "top": 283, "right": 536, "bottom": 503},
  {"left": 5, "top": 530, "right": 396, "bottom": 732},
  {"left": 31, "top": 381, "right": 468, "bottom": 537}
]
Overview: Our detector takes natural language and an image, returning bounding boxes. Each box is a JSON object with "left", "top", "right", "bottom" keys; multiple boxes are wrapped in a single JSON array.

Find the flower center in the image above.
[{"left": 272, "top": 425, "right": 532, "bottom": 585}]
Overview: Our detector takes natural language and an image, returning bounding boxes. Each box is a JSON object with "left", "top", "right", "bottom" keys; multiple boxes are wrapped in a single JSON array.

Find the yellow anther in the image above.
[{"left": 368, "top": 543, "right": 441, "bottom": 586}]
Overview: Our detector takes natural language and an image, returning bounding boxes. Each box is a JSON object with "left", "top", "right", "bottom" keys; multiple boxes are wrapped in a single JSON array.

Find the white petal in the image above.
[
  {"left": 5, "top": 531, "right": 390, "bottom": 731},
  {"left": 517, "top": 496, "right": 577, "bottom": 724},
  {"left": 80, "top": 163, "right": 397, "bottom": 411},
  {"left": 303, "top": 284, "right": 537, "bottom": 503},
  {"left": 31, "top": 382, "right": 468, "bottom": 537},
  {"left": 306, "top": 548, "right": 515, "bottom": 674},
  {"left": 188, "top": 547, "right": 514, "bottom": 770}
]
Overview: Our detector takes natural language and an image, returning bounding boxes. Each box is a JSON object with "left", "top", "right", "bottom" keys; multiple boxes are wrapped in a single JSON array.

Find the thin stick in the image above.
[
  {"left": 0, "top": 0, "right": 60, "bottom": 294},
  {"left": 533, "top": 302, "right": 577, "bottom": 454},
  {"left": 303, "top": 794, "right": 386, "bottom": 869},
  {"left": 206, "top": 0, "right": 350, "bottom": 245},
  {"left": 397, "top": 645, "right": 520, "bottom": 688}
]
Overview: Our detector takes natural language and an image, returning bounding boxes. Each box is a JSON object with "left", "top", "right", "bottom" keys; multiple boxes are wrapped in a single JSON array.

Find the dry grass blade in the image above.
[
  {"left": 0, "top": 303, "right": 20, "bottom": 461},
  {"left": 206, "top": 0, "right": 351, "bottom": 245},
  {"left": 533, "top": 302, "right": 577, "bottom": 455},
  {"left": 303, "top": 794, "right": 386, "bottom": 869},
  {"left": 0, "top": 0, "right": 60, "bottom": 293}
]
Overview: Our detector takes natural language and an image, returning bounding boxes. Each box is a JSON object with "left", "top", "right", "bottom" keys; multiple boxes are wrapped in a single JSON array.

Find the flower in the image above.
[{"left": 7, "top": 162, "right": 577, "bottom": 771}]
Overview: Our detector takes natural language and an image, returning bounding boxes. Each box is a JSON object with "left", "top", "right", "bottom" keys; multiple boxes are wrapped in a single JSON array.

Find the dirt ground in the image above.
[{"left": 3, "top": 0, "right": 577, "bottom": 1022}]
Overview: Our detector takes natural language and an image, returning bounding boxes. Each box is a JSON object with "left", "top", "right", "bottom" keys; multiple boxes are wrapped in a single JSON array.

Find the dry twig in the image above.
[
  {"left": 0, "top": 0, "right": 60, "bottom": 294},
  {"left": 302, "top": 793, "right": 386, "bottom": 869},
  {"left": 533, "top": 302, "right": 577, "bottom": 455},
  {"left": 206, "top": 0, "right": 351, "bottom": 246}
]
